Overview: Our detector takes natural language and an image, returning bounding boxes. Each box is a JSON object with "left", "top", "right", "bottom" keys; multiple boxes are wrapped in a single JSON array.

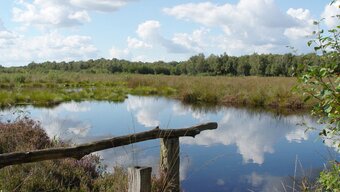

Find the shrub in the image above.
[
  {"left": 0, "top": 118, "right": 100, "bottom": 191},
  {"left": 317, "top": 162, "right": 340, "bottom": 191}
]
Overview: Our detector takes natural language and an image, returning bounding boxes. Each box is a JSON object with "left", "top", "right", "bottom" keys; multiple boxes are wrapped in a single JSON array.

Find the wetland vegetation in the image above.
[{"left": 0, "top": 71, "right": 312, "bottom": 110}]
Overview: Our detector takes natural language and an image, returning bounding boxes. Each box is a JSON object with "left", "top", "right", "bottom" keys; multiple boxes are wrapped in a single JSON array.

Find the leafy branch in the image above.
[{"left": 300, "top": 3, "right": 340, "bottom": 148}]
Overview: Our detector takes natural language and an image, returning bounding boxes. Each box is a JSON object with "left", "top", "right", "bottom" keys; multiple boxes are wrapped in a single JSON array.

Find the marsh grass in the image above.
[{"left": 0, "top": 72, "right": 313, "bottom": 110}]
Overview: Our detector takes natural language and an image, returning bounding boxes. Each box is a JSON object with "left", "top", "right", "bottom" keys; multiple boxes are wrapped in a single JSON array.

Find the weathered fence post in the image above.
[
  {"left": 160, "top": 137, "right": 180, "bottom": 192},
  {"left": 128, "top": 166, "right": 152, "bottom": 192}
]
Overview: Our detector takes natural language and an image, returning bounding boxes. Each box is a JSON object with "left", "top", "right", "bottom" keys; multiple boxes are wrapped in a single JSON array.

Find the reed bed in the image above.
[{"left": 0, "top": 72, "right": 312, "bottom": 109}]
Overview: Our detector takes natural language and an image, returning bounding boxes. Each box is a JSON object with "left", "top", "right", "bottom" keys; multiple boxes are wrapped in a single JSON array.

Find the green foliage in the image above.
[
  {"left": 299, "top": 1, "right": 340, "bottom": 191},
  {"left": 299, "top": 9, "right": 340, "bottom": 148},
  {"left": 14, "top": 75, "right": 26, "bottom": 83},
  {"left": 1, "top": 51, "right": 332, "bottom": 77},
  {"left": 93, "top": 167, "right": 128, "bottom": 192},
  {"left": 317, "top": 162, "right": 340, "bottom": 192}
]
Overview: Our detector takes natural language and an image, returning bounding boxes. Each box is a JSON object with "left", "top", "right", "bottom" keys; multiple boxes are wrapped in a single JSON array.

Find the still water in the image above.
[{"left": 2, "top": 95, "right": 338, "bottom": 191}]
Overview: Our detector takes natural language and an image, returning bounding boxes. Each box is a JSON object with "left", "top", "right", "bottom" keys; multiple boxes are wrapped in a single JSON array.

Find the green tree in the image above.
[
  {"left": 193, "top": 53, "right": 207, "bottom": 74},
  {"left": 206, "top": 54, "right": 222, "bottom": 75},
  {"left": 300, "top": 1, "right": 340, "bottom": 148},
  {"left": 237, "top": 55, "right": 251, "bottom": 76}
]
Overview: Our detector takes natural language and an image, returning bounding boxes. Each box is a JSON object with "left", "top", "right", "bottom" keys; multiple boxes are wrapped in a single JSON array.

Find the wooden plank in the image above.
[
  {"left": 160, "top": 138, "right": 180, "bottom": 192},
  {"left": 0, "top": 122, "right": 217, "bottom": 168},
  {"left": 128, "top": 166, "right": 152, "bottom": 192}
]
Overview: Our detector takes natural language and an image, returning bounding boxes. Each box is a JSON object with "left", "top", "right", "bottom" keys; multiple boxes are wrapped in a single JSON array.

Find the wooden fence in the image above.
[{"left": 0, "top": 122, "right": 218, "bottom": 192}]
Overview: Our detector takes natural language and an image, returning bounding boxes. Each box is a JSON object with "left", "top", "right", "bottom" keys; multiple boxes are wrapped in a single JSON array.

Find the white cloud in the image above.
[
  {"left": 108, "top": 0, "right": 327, "bottom": 61},
  {"left": 322, "top": 1, "right": 340, "bottom": 28},
  {"left": 109, "top": 19, "right": 202, "bottom": 62},
  {"left": 163, "top": 0, "right": 317, "bottom": 55},
  {"left": 70, "top": 0, "right": 136, "bottom": 12},
  {"left": 172, "top": 28, "right": 209, "bottom": 53},
  {"left": 0, "top": 20, "right": 19, "bottom": 49},
  {"left": 163, "top": 0, "right": 295, "bottom": 36},
  {"left": 109, "top": 20, "right": 167, "bottom": 60},
  {"left": 127, "top": 37, "right": 152, "bottom": 49},
  {"left": 12, "top": 0, "right": 136, "bottom": 29},
  {"left": 109, "top": 46, "right": 130, "bottom": 59},
  {"left": 2, "top": 0, "right": 334, "bottom": 64},
  {"left": 164, "top": 2, "right": 230, "bottom": 27},
  {"left": 13, "top": 0, "right": 91, "bottom": 28},
  {"left": 284, "top": 8, "right": 315, "bottom": 40},
  {"left": 135, "top": 20, "right": 193, "bottom": 53},
  {"left": 0, "top": 31, "right": 98, "bottom": 66},
  {"left": 137, "top": 20, "right": 161, "bottom": 40},
  {"left": 68, "top": 10, "right": 90, "bottom": 22}
]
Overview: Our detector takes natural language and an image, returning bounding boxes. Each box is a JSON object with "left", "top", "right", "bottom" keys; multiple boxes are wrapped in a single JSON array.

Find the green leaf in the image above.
[
  {"left": 320, "top": 68, "right": 328, "bottom": 76},
  {"left": 307, "top": 40, "right": 313, "bottom": 47},
  {"left": 304, "top": 96, "right": 311, "bottom": 102},
  {"left": 325, "top": 105, "right": 333, "bottom": 113}
]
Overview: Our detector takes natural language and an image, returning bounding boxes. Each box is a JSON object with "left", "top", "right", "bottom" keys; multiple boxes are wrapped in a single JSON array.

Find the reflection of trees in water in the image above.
[{"left": 178, "top": 98, "right": 310, "bottom": 117}]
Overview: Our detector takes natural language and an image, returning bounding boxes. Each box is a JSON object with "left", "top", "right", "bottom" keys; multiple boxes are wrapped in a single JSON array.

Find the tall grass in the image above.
[{"left": 0, "top": 72, "right": 312, "bottom": 110}]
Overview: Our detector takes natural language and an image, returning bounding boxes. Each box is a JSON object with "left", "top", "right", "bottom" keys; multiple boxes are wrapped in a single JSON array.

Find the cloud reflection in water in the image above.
[
  {"left": 3, "top": 96, "right": 328, "bottom": 189},
  {"left": 123, "top": 96, "right": 319, "bottom": 165},
  {"left": 181, "top": 108, "right": 316, "bottom": 164},
  {"left": 37, "top": 102, "right": 92, "bottom": 142},
  {"left": 127, "top": 96, "right": 167, "bottom": 127}
]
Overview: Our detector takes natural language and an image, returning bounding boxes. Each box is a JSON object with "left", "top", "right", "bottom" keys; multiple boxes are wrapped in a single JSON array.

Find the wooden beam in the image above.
[
  {"left": 0, "top": 122, "right": 217, "bottom": 169},
  {"left": 128, "top": 166, "right": 152, "bottom": 192},
  {"left": 160, "top": 138, "right": 180, "bottom": 192}
]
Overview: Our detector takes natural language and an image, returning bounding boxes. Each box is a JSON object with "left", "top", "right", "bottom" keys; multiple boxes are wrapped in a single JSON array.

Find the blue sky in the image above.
[{"left": 0, "top": 0, "right": 339, "bottom": 66}]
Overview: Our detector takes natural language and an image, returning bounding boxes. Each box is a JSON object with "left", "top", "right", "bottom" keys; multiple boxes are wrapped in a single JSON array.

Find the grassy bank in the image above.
[{"left": 0, "top": 72, "right": 312, "bottom": 110}]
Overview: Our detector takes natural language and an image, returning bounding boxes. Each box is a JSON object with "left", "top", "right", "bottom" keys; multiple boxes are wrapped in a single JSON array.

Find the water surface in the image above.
[{"left": 2, "top": 96, "right": 337, "bottom": 192}]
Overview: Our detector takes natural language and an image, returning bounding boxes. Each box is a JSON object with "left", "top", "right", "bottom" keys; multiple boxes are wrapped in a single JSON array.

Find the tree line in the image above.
[{"left": 0, "top": 52, "right": 330, "bottom": 76}]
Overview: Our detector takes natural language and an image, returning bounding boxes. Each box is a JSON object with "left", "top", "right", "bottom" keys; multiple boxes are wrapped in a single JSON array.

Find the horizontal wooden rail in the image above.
[{"left": 0, "top": 122, "right": 217, "bottom": 169}]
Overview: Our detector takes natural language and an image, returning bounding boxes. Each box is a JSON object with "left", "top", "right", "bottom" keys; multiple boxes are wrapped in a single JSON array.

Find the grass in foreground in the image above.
[{"left": 0, "top": 72, "right": 313, "bottom": 110}]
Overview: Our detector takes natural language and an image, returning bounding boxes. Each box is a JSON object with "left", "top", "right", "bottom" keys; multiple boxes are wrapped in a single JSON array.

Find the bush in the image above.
[
  {"left": 0, "top": 117, "right": 51, "bottom": 153},
  {"left": 317, "top": 162, "right": 340, "bottom": 191},
  {"left": 0, "top": 118, "right": 101, "bottom": 191}
]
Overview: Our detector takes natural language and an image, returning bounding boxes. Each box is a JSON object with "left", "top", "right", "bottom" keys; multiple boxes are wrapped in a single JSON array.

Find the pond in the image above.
[{"left": 1, "top": 95, "right": 338, "bottom": 191}]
